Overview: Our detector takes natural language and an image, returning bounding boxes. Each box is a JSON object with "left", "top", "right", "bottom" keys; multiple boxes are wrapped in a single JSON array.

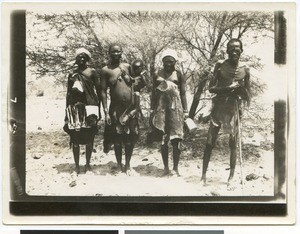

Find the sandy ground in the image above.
[{"left": 26, "top": 97, "right": 274, "bottom": 197}]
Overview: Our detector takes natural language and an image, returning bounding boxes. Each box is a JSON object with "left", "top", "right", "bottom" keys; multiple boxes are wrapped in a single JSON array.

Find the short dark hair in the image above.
[
  {"left": 226, "top": 39, "right": 243, "bottom": 52},
  {"left": 132, "top": 59, "right": 144, "bottom": 67},
  {"left": 109, "top": 43, "right": 122, "bottom": 52}
]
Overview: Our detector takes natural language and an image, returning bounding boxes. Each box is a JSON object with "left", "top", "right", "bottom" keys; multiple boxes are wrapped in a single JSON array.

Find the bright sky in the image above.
[{"left": 245, "top": 35, "right": 287, "bottom": 104}]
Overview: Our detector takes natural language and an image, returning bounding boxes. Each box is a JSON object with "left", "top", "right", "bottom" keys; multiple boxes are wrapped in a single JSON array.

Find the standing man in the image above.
[
  {"left": 201, "top": 39, "right": 251, "bottom": 187},
  {"left": 100, "top": 44, "right": 138, "bottom": 175}
]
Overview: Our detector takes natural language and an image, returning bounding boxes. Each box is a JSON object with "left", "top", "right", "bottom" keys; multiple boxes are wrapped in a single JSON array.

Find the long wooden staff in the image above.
[{"left": 236, "top": 101, "right": 244, "bottom": 191}]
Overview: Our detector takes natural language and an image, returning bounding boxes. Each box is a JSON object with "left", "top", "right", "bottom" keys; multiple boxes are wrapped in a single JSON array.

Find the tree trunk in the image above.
[
  {"left": 189, "top": 76, "right": 209, "bottom": 119},
  {"left": 149, "top": 53, "right": 157, "bottom": 110},
  {"left": 209, "top": 12, "right": 228, "bottom": 60}
]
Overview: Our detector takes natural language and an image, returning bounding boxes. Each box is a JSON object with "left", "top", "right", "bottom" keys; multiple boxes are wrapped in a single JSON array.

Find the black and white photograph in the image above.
[
  {"left": 23, "top": 8, "right": 281, "bottom": 197},
  {"left": 3, "top": 2, "right": 296, "bottom": 223}
]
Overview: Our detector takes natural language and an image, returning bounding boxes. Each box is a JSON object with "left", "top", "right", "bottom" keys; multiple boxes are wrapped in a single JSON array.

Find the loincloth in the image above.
[
  {"left": 64, "top": 125, "right": 98, "bottom": 145},
  {"left": 103, "top": 104, "right": 139, "bottom": 153},
  {"left": 210, "top": 95, "right": 239, "bottom": 135},
  {"left": 64, "top": 103, "right": 99, "bottom": 145}
]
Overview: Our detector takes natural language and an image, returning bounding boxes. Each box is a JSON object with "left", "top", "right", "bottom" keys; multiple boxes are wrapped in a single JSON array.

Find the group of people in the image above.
[{"left": 63, "top": 38, "right": 251, "bottom": 186}]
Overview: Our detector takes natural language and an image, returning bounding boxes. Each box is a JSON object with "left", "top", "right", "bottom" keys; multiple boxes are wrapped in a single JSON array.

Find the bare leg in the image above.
[
  {"left": 72, "top": 144, "right": 80, "bottom": 174},
  {"left": 228, "top": 134, "right": 237, "bottom": 183},
  {"left": 201, "top": 124, "right": 220, "bottom": 183},
  {"left": 171, "top": 139, "right": 181, "bottom": 176},
  {"left": 85, "top": 140, "right": 94, "bottom": 172},
  {"left": 161, "top": 143, "right": 169, "bottom": 175},
  {"left": 113, "top": 142, "right": 123, "bottom": 171},
  {"left": 134, "top": 92, "right": 140, "bottom": 111},
  {"left": 124, "top": 142, "right": 134, "bottom": 175}
]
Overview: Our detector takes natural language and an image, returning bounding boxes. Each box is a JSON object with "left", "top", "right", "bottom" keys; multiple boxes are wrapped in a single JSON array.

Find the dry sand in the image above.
[{"left": 26, "top": 97, "right": 274, "bottom": 197}]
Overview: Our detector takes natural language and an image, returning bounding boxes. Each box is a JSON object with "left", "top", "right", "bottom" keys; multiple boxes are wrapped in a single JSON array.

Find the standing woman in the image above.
[
  {"left": 64, "top": 48, "right": 101, "bottom": 174},
  {"left": 100, "top": 44, "right": 139, "bottom": 175},
  {"left": 150, "top": 49, "right": 189, "bottom": 176}
]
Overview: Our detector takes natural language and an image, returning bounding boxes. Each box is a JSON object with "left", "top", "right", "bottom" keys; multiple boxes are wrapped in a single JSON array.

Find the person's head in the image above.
[
  {"left": 161, "top": 49, "right": 178, "bottom": 72},
  {"left": 131, "top": 59, "right": 144, "bottom": 76},
  {"left": 108, "top": 44, "right": 122, "bottom": 63},
  {"left": 226, "top": 39, "right": 243, "bottom": 64},
  {"left": 75, "top": 48, "right": 91, "bottom": 67}
]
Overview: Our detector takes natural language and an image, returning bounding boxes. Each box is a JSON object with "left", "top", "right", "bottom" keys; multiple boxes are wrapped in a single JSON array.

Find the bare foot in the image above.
[
  {"left": 125, "top": 165, "right": 131, "bottom": 176},
  {"left": 171, "top": 169, "right": 180, "bottom": 177},
  {"left": 161, "top": 168, "right": 170, "bottom": 177},
  {"left": 111, "top": 164, "right": 123, "bottom": 175},
  {"left": 200, "top": 175, "right": 207, "bottom": 184},
  {"left": 125, "top": 169, "right": 132, "bottom": 176},
  {"left": 75, "top": 166, "right": 80, "bottom": 175},
  {"left": 227, "top": 180, "right": 236, "bottom": 191},
  {"left": 125, "top": 168, "right": 136, "bottom": 176},
  {"left": 85, "top": 164, "right": 92, "bottom": 173},
  {"left": 200, "top": 178, "right": 208, "bottom": 186}
]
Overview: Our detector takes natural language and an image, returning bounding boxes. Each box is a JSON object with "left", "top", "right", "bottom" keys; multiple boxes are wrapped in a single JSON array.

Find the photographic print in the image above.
[
  {"left": 24, "top": 8, "right": 280, "bottom": 197},
  {"left": 3, "top": 2, "right": 296, "bottom": 224}
]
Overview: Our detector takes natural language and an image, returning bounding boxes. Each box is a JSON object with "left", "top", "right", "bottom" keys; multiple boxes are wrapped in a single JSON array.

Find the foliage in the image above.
[{"left": 27, "top": 10, "right": 274, "bottom": 116}]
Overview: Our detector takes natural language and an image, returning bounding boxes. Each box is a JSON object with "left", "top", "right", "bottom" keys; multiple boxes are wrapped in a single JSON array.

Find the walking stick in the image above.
[{"left": 236, "top": 101, "right": 244, "bottom": 192}]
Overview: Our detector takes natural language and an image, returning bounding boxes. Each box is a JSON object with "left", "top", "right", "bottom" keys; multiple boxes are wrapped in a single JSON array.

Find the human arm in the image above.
[
  {"left": 140, "top": 70, "right": 147, "bottom": 87},
  {"left": 66, "top": 73, "right": 74, "bottom": 108},
  {"left": 100, "top": 69, "right": 111, "bottom": 125},
  {"left": 134, "top": 71, "right": 147, "bottom": 91},
  {"left": 208, "top": 62, "right": 226, "bottom": 94},
  {"left": 91, "top": 69, "right": 102, "bottom": 120},
  {"left": 65, "top": 73, "right": 74, "bottom": 123},
  {"left": 243, "top": 67, "right": 251, "bottom": 105},
  {"left": 178, "top": 71, "right": 189, "bottom": 119},
  {"left": 150, "top": 72, "right": 158, "bottom": 111},
  {"left": 244, "top": 67, "right": 251, "bottom": 95},
  {"left": 210, "top": 81, "right": 240, "bottom": 94}
]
